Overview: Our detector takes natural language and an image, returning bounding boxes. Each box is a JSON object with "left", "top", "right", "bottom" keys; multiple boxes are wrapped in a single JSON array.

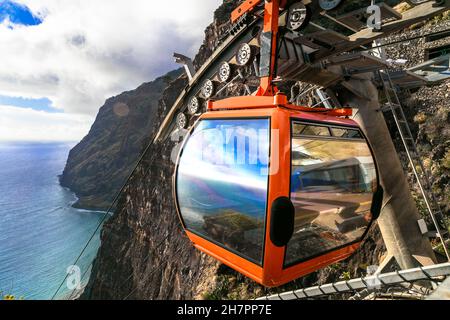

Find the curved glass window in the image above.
[
  {"left": 286, "top": 122, "right": 377, "bottom": 267},
  {"left": 176, "top": 119, "right": 270, "bottom": 265}
]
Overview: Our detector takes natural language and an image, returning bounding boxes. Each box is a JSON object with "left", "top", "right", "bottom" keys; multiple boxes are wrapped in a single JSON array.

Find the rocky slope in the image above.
[
  {"left": 383, "top": 16, "right": 450, "bottom": 219},
  {"left": 60, "top": 69, "right": 181, "bottom": 210},
  {"left": 81, "top": 0, "right": 240, "bottom": 300},
  {"left": 78, "top": 3, "right": 449, "bottom": 299}
]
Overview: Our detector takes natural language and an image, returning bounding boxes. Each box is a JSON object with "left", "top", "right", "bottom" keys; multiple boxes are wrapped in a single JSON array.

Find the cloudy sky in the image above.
[{"left": 0, "top": 0, "right": 222, "bottom": 141}]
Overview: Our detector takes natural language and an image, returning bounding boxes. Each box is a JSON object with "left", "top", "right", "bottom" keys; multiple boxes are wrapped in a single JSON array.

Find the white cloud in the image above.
[
  {"left": 0, "top": 105, "right": 93, "bottom": 142},
  {"left": 0, "top": 0, "right": 222, "bottom": 116}
]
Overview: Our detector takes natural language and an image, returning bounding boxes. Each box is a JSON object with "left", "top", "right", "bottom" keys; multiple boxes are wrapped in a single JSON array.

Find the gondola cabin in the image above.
[{"left": 173, "top": 94, "right": 383, "bottom": 287}]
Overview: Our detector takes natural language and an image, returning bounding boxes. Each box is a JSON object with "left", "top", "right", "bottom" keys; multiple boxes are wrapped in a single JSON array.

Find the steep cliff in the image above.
[
  {"left": 79, "top": 4, "right": 449, "bottom": 300},
  {"left": 81, "top": 74, "right": 215, "bottom": 299},
  {"left": 60, "top": 69, "right": 182, "bottom": 210},
  {"left": 81, "top": 0, "right": 240, "bottom": 300}
]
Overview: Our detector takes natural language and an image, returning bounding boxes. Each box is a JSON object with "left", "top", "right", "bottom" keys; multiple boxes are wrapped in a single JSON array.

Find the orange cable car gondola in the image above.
[
  {"left": 173, "top": 94, "right": 383, "bottom": 287},
  {"left": 172, "top": 0, "right": 383, "bottom": 287}
]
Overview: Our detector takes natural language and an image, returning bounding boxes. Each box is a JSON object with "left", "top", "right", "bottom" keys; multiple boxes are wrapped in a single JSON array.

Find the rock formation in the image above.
[{"left": 60, "top": 69, "right": 181, "bottom": 210}]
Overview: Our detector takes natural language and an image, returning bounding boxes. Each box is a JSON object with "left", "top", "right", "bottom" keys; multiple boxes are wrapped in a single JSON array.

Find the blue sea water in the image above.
[{"left": 0, "top": 142, "right": 104, "bottom": 300}]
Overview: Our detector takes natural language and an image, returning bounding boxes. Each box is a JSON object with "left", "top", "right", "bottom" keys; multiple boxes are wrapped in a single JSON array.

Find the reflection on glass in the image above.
[
  {"left": 286, "top": 122, "right": 376, "bottom": 266},
  {"left": 294, "top": 124, "right": 330, "bottom": 136},
  {"left": 177, "top": 119, "right": 270, "bottom": 265},
  {"left": 330, "top": 127, "right": 362, "bottom": 139}
]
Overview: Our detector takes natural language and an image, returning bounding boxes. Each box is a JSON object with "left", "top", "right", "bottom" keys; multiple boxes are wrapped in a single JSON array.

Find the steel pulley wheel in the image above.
[
  {"left": 188, "top": 96, "right": 201, "bottom": 114},
  {"left": 287, "top": 2, "right": 310, "bottom": 31},
  {"left": 318, "top": 0, "right": 343, "bottom": 11},
  {"left": 236, "top": 43, "right": 253, "bottom": 66},
  {"left": 201, "top": 79, "right": 215, "bottom": 99},
  {"left": 176, "top": 112, "right": 188, "bottom": 129},
  {"left": 218, "top": 62, "right": 232, "bottom": 83}
]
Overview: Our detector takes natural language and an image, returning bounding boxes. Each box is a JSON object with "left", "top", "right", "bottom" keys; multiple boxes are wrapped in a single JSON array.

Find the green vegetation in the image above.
[
  {"left": 201, "top": 269, "right": 265, "bottom": 300},
  {"left": 413, "top": 112, "right": 427, "bottom": 124},
  {"left": 431, "top": 10, "right": 450, "bottom": 24},
  {"left": 0, "top": 291, "right": 24, "bottom": 300},
  {"left": 339, "top": 271, "right": 352, "bottom": 281},
  {"left": 442, "top": 150, "right": 450, "bottom": 170},
  {"left": 201, "top": 261, "right": 357, "bottom": 300},
  {"left": 207, "top": 210, "right": 263, "bottom": 231},
  {"left": 202, "top": 275, "right": 231, "bottom": 300}
]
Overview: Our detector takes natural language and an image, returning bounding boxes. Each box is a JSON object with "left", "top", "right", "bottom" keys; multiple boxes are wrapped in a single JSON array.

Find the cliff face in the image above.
[
  {"left": 79, "top": 4, "right": 448, "bottom": 300},
  {"left": 60, "top": 69, "right": 182, "bottom": 210},
  {"left": 82, "top": 75, "right": 219, "bottom": 299},
  {"left": 81, "top": 1, "right": 240, "bottom": 300},
  {"left": 59, "top": 0, "right": 238, "bottom": 212}
]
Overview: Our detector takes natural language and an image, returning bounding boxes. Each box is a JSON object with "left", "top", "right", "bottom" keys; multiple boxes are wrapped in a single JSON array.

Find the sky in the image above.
[{"left": 0, "top": 0, "right": 222, "bottom": 142}]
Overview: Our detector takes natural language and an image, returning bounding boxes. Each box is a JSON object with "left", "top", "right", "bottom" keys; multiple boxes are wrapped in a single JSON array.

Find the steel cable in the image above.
[{"left": 51, "top": 137, "right": 161, "bottom": 300}]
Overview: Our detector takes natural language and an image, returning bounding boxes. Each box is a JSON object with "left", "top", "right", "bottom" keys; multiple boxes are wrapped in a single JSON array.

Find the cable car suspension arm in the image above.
[{"left": 232, "top": 0, "right": 287, "bottom": 96}]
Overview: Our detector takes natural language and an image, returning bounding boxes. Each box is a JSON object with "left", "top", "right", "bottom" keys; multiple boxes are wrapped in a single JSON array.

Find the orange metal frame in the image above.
[
  {"left": 231, "top": 0, "right": 289, "bottom": 23},
  {"left": 232, "top": 0, "right": 285, "bottom": 97},
  {"left": 175, "top": 96, "right": 364, "bottom": 287},
  {"left": 208, "top": 94, "right": 353, "bottom": 117},
  {"left": 231, "top": 0, "right": 262, "bottom": 23}
]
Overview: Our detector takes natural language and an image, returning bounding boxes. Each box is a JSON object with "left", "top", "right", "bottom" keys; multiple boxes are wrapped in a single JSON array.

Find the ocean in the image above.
[{"left": 0, "top": 142, "right": 104, "bottom": 300}]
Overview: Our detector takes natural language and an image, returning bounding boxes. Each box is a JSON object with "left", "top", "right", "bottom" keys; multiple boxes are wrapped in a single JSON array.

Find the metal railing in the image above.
[{"left": 256, "top": 262, "right": 450, "bottom": 300}]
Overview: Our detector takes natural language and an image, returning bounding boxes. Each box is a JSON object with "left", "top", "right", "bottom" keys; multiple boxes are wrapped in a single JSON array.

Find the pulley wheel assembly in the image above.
[
  {"left": 176, "top": 112, "right": 187, "bottom": 129},
  {"left": 287, "top": 2, "right": 310, "bottom": 31},
  {"left": 236, "top": 43, "right": 253, "bottom": 66},
  {"left": 201, "top": 79, "right": 215, "bottom": 99},
  {"left": 318, "top": 0, "right": 343, "bottom": 11},
  {"left": 188, "top": 96, "right": 201, "bottom": 114},
  {"left": 218, "top": 62, "right": 232, "bottom": 83}
]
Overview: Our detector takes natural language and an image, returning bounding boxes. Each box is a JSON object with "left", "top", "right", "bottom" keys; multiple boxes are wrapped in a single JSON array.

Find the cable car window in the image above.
[
  {"left": 286, "top": 122, "right": 377, "bottom": 266},
  {"left": 176, "top": 118, "right": 270, "bottom": 265},
  {"left": 293, "top": 124, "right": 331, "bottom": 137},
  {"left": 331, "top": 127, "right": 363, "bottom": 139},
  {"left": 292, "top": 124, "right": 307, "bottom": 135}
]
